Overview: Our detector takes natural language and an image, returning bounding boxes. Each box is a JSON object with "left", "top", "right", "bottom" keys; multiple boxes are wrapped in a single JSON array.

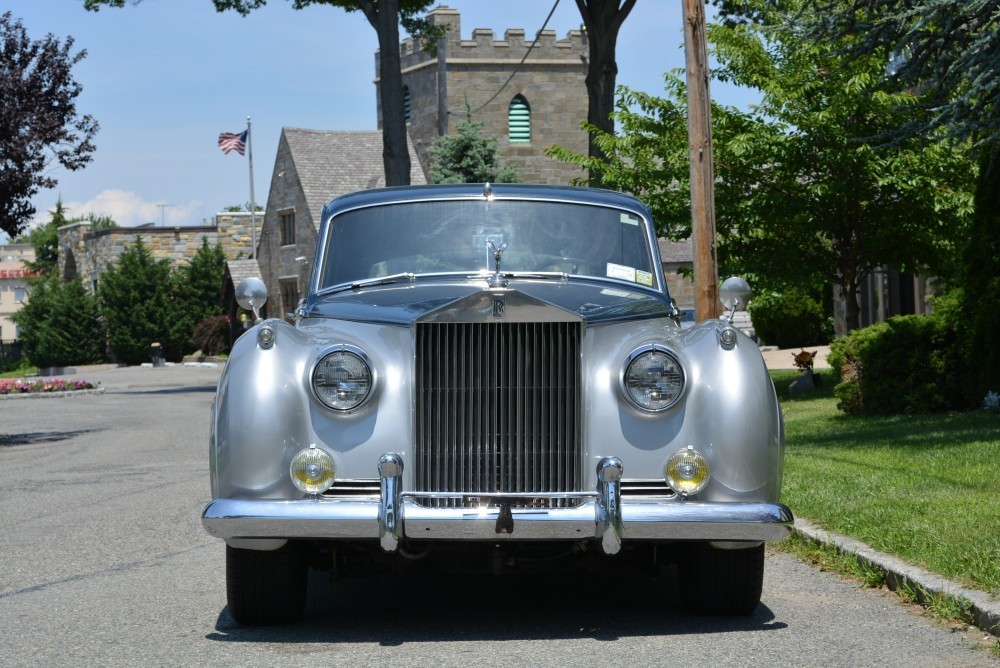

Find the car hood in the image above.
[{"left": 302, "top": 279, "right": 672, "bottom": 325}]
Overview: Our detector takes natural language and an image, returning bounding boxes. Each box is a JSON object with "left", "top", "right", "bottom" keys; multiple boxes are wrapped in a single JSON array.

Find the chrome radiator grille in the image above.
[{"left": 415, "top": 321, "right": 582, "bottom": 506}]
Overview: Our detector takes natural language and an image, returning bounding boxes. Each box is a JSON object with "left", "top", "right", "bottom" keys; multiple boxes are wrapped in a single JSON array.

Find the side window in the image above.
[
  {"left": 508, "top": 95, "right": 531, "bottom": 143},
  {"left": 279, "top": 278, "right": 299, "bottom": 315},
  {"left": 280, "top": 210, "right": 296, "bottom": 246}
]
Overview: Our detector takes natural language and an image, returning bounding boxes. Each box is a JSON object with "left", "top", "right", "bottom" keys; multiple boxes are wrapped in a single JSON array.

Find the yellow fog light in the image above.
[
  {"left": 290, "top": 447, "right": 335, "bottom": 494},
  {"left": 664, "top": 446, "right": 710, "bottom": 495}
]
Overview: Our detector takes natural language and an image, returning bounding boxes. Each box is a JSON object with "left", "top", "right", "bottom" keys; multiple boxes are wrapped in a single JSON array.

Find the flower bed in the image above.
[{"left": 0, "top": 378, "right": 99, "bottom": 395}]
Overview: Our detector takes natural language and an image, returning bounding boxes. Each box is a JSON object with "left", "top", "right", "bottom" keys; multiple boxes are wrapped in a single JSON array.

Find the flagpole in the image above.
[{"left": 246, "top": 116, "right": 257, "bottom": 260}]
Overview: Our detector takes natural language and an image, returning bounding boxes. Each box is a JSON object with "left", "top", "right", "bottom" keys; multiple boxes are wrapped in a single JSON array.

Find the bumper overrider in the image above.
[{"left": 202, "top": 455, "right": 794, "bottom": 555}]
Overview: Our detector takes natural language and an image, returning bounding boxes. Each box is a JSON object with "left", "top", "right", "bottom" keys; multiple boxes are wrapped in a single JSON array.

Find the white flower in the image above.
[{"left": 983, "top": 390, "right": 1000, "bottom": 413}]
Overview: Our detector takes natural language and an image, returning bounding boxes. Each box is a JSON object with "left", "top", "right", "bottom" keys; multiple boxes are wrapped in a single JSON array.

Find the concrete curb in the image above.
[
  {"left": 794, "top": 518, "right": 1000, "bottom": 637},
  {"left": 0, "top": 387, "right": 106, "bottom": 400}
]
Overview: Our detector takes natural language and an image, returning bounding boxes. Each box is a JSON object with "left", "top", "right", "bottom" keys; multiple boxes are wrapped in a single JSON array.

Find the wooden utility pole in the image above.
[{"left": 682, "top": 0, "right": 720, "bottom": 320}]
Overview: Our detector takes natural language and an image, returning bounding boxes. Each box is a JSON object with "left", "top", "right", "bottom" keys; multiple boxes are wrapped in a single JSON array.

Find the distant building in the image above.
[
  {"left": 0, "top": 244, "right": 36, "bottom": 341},
  {"left": 56, "top": 213, "right": 263, "bottom": 292},
  {"left": 658, "top": 238, "right": 695, "bottom": 308},
  {"left": 383, "top": 5, "right": 589, "bottom": 184},
  {"left": 256, "top": 128, "right": 426, "bottom": 317}
]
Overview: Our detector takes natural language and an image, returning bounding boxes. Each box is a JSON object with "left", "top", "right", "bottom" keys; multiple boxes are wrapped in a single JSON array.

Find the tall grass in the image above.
[{"left": 772, "top": 369, "right": 1000, "bottom": 595}]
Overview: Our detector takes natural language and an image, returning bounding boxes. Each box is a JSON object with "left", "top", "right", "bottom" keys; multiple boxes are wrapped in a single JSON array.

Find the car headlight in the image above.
[
  {"left": 312, "top": 346, "right": 374, "bottom": 411},
  {"left": 620, "top": 345, "right": 685, "bottom": 411},
  {"left": 290, "top": 446, "right": 335, "bottom": 494},
  {"left": 664, "top": 446, "right": 710, "bottom": 495}
]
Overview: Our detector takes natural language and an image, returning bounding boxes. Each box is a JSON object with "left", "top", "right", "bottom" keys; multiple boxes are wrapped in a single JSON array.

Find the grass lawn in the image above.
[{"left": 771, "top": 369, "right": 1000, "bottom": 596}]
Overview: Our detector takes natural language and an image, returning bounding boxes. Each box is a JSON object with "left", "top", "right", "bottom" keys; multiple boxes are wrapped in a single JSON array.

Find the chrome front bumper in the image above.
[{"left": 202, "top": 455, "right": 794, "bottom": 555}]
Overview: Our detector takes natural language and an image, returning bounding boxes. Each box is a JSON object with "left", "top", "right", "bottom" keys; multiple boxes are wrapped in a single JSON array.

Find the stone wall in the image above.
[
  {"left": 383, "top": 6, "right": 589, "bottom": 185},
  {"left": 57, "top": 213, "right": 262, "bottom": 290}
]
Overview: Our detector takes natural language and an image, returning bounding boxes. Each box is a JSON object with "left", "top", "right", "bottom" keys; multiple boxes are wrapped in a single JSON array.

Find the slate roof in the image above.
[
  {"left": 224, "top": 259, "right": 262, "bottom": 285},
  {"left": 281, "top": 128, "right": 427, "bottom": 230},
  {"left": 658, "top": 237, "right": 694, "bottom": 264}
]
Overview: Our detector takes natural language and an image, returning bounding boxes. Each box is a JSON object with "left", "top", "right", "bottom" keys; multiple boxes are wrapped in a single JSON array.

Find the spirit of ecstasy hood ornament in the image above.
[
  {"left": 487, "top": 240, "right": 509, "bottom": 288},
  {"left": 488, "top": 240, "right": 508, "bottom": 273}
]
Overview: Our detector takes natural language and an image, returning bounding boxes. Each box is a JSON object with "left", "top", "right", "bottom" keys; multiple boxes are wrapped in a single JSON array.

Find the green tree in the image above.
[
  {"left": 0, "top": 12, "right": 98, "bottom": 238},
  {"left": 83, "top": 0, "right": 443, "bottom": 187},
  {"left": 550, "top": 0, "right": 975, "bottom": 331},
  {"left": 11, "top": 276, "right": 104, "bottom": 368},
  {"left": 99, "top": 237, "right": 186, "bottom": 364},
  {"left": 429, "top": 116, "right": 519, "bottom": 184},
  {"left": 22, "top": 199, "right": 73, "bottom": 276},
  {"left": 792, "top": 0, "right": 1000, "bottom": 403},
  {"left": 179, "top": 239, "right": 228, "bottom": 343}
]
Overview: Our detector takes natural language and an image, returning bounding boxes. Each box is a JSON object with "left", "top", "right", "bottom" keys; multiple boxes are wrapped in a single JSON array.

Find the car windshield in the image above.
[{"left": 319, "top": 198, "right": 657, "bottom": 290}]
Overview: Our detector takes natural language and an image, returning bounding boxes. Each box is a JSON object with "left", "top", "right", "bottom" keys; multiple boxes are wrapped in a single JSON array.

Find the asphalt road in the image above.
[{"left": 0, "top": 365, "right": 994, "bottom": 667}]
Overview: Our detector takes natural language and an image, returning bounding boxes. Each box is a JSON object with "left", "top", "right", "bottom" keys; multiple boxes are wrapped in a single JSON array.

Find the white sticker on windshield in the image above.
[
  {"left": 620, "top": 213, "right": 639, "bottom": 226},
  {"left": 607, "top": 263, "right": 636, "bottom": 282},
  {"left": 635, "top": 270, "right": 653, "bottom": 287}
]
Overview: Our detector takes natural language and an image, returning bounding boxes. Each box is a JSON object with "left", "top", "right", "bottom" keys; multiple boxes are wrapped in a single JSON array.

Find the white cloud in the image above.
[{"left": 59, "top": 190, "right": 204, "bottom": 228}]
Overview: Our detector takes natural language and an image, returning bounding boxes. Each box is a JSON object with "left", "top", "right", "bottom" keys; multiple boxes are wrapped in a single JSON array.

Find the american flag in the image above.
[{"left": 218, "top": 130, "right": 248, "bottom": 155}]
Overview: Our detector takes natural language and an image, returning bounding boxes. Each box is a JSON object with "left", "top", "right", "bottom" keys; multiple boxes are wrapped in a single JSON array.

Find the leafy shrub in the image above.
[
  {"left": 828, "top": 302, "right": 964, "bottom": 415},
  {"left": 192, "top": 315, "right": 230, "bottom": 356},
  {"left": 748, "top": 288, "right": 832, "bottom": 349}
]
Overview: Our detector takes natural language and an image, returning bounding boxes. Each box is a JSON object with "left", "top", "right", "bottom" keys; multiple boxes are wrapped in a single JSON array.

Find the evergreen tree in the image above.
[
  {"left": 99, "top": 237, "right": 185, "bottom": 364},
  {"left": 22, "top": 199, "right": 72, "bottom": 276},
  {"left": 175, "top": 239, "right": 228, "bottom": 354},
  {"left": 11, "top": 276, "right": 104, "bottom": 368},
  {"left": 429, "top": 116, "right": 519, "bottom": 184}
]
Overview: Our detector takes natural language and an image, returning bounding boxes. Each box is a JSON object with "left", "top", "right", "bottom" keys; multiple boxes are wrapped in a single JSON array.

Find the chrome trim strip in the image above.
[{"left": 202, "top": 498, "right": 793, "bottom": 548}]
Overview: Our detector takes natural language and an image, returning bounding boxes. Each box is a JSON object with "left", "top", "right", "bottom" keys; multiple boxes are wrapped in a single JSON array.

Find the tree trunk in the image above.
[
  {"left": 960, "top": 141, "right": 1000, "bottom": 400},
  {"left": 576, "top": 0, "right": 636, "bottom": 183},
  {"left": 371, "top": 0, "right": 411, "bottom": 186},
  {"left": 843, "top": 279, "right": 861, "bottom": 332}
]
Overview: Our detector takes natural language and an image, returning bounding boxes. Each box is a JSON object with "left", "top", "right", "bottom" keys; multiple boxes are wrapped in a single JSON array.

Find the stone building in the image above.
[
  {"left": 382, "top": 5, "right": 589, "bottom": 184},
  {"left": 0, "top": 244, "right": 36, "bottom": 341},
  {"left": 56, "top": 213, "right": 262, "bottom": 292},
  {"left": 256, "top": 128, "right": 425, "bottom": 317},
  {"left": 658, "top": 238, "right": 695, "bottom": 307}
]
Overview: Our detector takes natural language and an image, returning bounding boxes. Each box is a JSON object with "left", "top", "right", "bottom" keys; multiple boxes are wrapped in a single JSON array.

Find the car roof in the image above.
[{"left": 321, "top": 183, "right": 652, "bottom": 218}]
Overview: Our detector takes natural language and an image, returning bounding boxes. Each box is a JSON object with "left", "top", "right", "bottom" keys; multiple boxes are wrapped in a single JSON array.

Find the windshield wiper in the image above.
[{"left": 321, "top": 272, "right": 415, "bottom": 296}]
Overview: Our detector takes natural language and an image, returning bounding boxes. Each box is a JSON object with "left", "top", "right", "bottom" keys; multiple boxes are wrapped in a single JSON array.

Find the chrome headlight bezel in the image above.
[
  {"left": 310, "top": 344, "right": 376, "bottom": 412},
  {"left": 619, "top": 344, "right": 686, "bottom": 412}
]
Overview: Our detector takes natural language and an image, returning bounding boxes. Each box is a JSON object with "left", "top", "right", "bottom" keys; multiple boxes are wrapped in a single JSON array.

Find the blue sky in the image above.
[{"left": 4, "top": 0, "right": 757, "bottom": 241}]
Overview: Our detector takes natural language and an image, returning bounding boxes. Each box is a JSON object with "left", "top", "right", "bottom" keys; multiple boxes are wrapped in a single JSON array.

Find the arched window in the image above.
[
  {"left": 508, "top": 95, "right": 531, "bottom": 143},
  {"left": 63, "top": 250, "right": 77, "bottom": 281},
  {"left": 403, "top": 86, "right": 411, "bottom": 125}
]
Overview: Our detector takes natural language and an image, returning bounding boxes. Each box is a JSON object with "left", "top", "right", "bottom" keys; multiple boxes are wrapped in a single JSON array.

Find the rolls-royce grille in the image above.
[{"left": 415, "top": 321, "right": 582, "bottom": 508}]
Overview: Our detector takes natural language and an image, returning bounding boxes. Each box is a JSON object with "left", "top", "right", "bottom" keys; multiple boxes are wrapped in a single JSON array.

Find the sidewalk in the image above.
[{"left": 761, "top": 344, "right": 831, "bottom": 370}]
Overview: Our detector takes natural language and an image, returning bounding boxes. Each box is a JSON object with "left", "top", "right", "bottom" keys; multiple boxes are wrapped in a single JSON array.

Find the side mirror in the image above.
[
  {"left": 720, "top": 277, "right": 751, "bottom": 310},
  {"left": 719, "top": 277, "right": 751, "bottom": 323},
  {"left": 235, "top": 277, "right": 268, "bottom": 321}
]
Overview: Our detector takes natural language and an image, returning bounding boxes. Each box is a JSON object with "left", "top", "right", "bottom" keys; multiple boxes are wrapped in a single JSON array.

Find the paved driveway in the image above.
[{"left": 0, "top": 365, "right": 993, "bottom": 666}]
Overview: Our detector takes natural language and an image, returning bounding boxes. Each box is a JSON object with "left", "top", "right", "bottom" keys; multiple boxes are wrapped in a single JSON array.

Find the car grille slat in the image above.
[{"left": 416, "top": 321, "right": 581, "bottom": 508}]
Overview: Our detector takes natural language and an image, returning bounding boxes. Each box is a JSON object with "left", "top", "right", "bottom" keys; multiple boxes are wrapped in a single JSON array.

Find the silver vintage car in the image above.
[{"left": 203, "top": 183, "right": 793, "bottom": 625}]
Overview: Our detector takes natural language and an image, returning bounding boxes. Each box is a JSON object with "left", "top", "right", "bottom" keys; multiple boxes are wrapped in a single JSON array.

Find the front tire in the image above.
[
  {"left": 226, "top": 543, "right": 308, "bottom": 625},
  {"left": 678, "top": 542, "right": 765, "bottom": 616}
]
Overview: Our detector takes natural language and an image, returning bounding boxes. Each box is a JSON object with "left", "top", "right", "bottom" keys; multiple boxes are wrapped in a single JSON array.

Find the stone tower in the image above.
[{"left": 376, "top": 6, "right": 589, "bottom": 184}]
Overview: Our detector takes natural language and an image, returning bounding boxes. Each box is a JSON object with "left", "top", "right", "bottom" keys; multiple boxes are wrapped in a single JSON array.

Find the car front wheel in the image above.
[
  {"left": 678, "top": 542, "right": 765, "bottom": 616},
  {"left": 226, "top": 543, "right": 308, "bottom": 625}
]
